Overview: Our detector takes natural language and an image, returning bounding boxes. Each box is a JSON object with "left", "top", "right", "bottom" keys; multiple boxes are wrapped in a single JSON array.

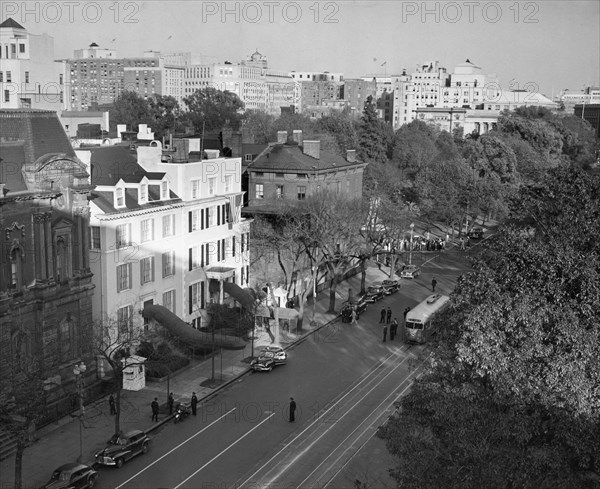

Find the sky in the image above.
[{"left": 2, "top": 0, "right": 599, "bottom": 98}]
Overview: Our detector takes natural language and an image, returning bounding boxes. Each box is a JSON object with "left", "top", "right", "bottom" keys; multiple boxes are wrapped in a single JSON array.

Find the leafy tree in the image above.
[
  {"left": 270, "top": 111, "right": 315, "bottom": 141},
  {"left": 183, "top": 87, "right": 245, "bottom": 134},
  {"left": 391, "top": 120, "right": 438, "bottom": 179},
  {"left": 316, "top": 108, "right": 359, "bottom": 156},
  {"left": 358, "top": 96, "right": 391, "bottom": 164},
  {"left": 147, "top": 95, "right": 184, "bottom": 139},
  {"left": 108, "top": 90, "right": 152, "bottom": 133},
  {"left": 242, "top": 110, "right": 276, "bottom": 144}
]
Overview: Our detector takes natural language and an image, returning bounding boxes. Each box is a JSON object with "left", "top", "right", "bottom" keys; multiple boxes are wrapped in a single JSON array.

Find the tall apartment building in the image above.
[
  {"left": 0, "top": 18, "right": 68, "bottom": 110},
  {"left": 342, "top": 78, "right": 377, "bottom": 114},
  {"left": 66, "top": 46, "right": 185, "bottom": 110},
  {"left": 438, "top": 59, "right": 500, "bottom": 110},
  {"left": 392, "top": 61, "right": 450, "bottom": 129},
  {"left": 184, "top": 51, "right": 298, "bottom": 115}
]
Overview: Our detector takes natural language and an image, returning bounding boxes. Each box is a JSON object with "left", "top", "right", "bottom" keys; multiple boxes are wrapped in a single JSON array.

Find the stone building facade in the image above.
[{"left": 0, "top": 109, "right": 96, "bottom": 423}]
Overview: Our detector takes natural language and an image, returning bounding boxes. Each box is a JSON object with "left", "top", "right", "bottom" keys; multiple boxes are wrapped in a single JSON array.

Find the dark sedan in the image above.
[
  {"left": 94, "top": 430, "right": 150, "bottom": 468},
  {"left": 251, "top": 351, "right": 280, "bottom": 372},
  {"left": 41, "top": 463, "right": 98, "bottom": 488},
  {"left": 382, "top": 279, "right": 400, "bottom": 294},
  {"left": 364, "top": 284, "right": 385, "bottom": 303}
]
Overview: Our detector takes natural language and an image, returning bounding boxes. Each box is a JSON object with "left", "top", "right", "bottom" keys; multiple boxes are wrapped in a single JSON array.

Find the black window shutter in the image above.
[
  {"left": 151, "top": 256, "right": 155, "bottom": 282},
  {"left": 201, "top": 244, "right": 205, "bottom": 267},
  {"left": 205, "top": 208, "right": 210, "bottom": 228},
  {"left": 189, "top": 211, "right": 192, "bottom": 232},
  {"left": 217, "top": 206, "right": 221, "bottom": 226},
  {"left": 201, "top": 281, "right": 205, "bottom": 309},
  {"left": 222, "top": 204, "right": 226, "bottom": 224},
  {"left": 189, "top": 248, "right": 193, "bottom": 271},
  {"left": 188, "top": 285, "right": 193, "bottom": 314},
  {"left": 217, "top": 241, "right": 220, "bottom": 262},
  {"left": 232, "top": 236, "right": 236, "bottom": 257},
  {"left": 201, "top": 208, "right": 204, "bottom": 230}
]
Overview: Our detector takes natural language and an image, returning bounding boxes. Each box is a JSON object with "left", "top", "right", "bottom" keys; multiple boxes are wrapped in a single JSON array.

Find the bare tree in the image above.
[{"left": 0, "top": 363, "right": 47, "bottom": 489}]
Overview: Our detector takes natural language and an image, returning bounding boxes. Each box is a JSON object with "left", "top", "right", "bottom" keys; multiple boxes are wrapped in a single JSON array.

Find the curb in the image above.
[{"left": 144, "top": 313, "right": 340, "bottom": 435}]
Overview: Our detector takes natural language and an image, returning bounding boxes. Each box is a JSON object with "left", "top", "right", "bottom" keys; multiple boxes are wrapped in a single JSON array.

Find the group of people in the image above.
[{"left": 144, "top": 391, "right": 199, "bottom": 422}]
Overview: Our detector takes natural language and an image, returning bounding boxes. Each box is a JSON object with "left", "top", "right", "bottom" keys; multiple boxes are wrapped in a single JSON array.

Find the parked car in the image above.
[
  {"left": 468, "top": 227, "right": 484, "bottom": 239},
  {"left": 400, "top": 265, "right": 421, "bottom": 279},
  {"left": 94, "top": 430, "right": 151, "bottom": 468},
  {"left": 41, "top": 463, "right": 98, "bottom": 488},
  {"left": 258, "top": 345, "right": 287, "bottom": 364},
  {"left": 382, "top": 279, "right": 400, "bottom": 294},
  {"left": 365, "top": 284, "right": 385, "bottom": 303},
  {"left": 251, "top": 351, "right": 280, "bottom": 372}
]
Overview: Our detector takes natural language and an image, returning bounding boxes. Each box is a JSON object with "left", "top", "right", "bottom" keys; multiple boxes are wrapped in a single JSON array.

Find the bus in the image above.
[{"left": 404, "top": 294, "right": 451, "bottom": 344}]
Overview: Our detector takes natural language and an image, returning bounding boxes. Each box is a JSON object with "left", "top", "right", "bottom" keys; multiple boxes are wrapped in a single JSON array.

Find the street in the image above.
[{"left": 94, "top": 251, "right": 471, "bottom": 489}]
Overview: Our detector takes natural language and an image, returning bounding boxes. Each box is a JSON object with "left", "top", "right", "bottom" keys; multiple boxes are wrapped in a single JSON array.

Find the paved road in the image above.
[{"left": 93, "top": 251, "right": 472, "bottom": 489}]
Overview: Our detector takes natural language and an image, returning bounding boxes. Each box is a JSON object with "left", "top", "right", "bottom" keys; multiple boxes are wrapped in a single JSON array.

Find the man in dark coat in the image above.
[
  {"left": 191, "top": 392, "right": 198, "bottom": 416},
  {"left": 390, "top": 318, "right": 398, "bottom": 340},
  {"left": 289, "top": 397, "right": 297, "bottom": 422},
  {"left": 403, "top": 307, "right": 411, "bottom": 322},
  {"left": 168, "top": 392, "right": 174, "bottom": 415},
  {"left": 380, "top": 307, "right": 386, "bottom": 323},
  {"left": 383, "top": 324, "right": 388, "bottom": 343},
  {"left": 151, "top": 397, "right": 159, "bottom": 422},
  {"left": 432, "top": 277, "right": 437, "bottom": 292},
  {"left": 386, "top": 307, "right": 392, "bottom": 324}
]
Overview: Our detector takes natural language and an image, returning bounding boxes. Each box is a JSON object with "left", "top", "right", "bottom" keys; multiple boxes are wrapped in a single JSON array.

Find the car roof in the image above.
[
  {"left": 123, "top": 429, "right": 145, "bottom": 437},
  {"left": 55, "top": 462, "right": 88, "bottom": 472}
]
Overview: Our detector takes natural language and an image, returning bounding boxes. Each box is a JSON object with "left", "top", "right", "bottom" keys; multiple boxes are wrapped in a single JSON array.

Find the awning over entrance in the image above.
[
  {"left": 223, "top": 281, "right": 255, "bottom": 309},
  {"left": 142, "top": 304, "right": 246, "bottom": 349}
]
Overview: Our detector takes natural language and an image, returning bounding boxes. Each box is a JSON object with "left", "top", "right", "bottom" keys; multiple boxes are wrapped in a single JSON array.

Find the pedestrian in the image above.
[
  {"left": 403, "top": 307, "right": 411, "bottom": 322},
  {"left": 380, "top": 307, "right": 386, "bottom": 323},
  {"left": 383, "top": 324, "right": 388, "bottom": 343},
  {"left": 350, "top": 309, "right": 358, "bottom": 325},
  {"left": 168, "top": 392, "right": 174, "bottom": 415},
  {"left": 109, "top": 394, "right": 116, "bottom": 415},
  {"left": 151, "top": 397, "right": 159, "bottom": 422},
  {"left": 386, "top": 307, "right": 392, "bottom": 324},
  {"left": 432, "top": 277, "right": 437, "bottom": 292},
  {"left": 390, "top": 318, "right": 398, "bottom": 340},
  {"left": 289, "top": 397, "right": 297, "bottom": 422},
  {"left": 191, "top": 392, "right": 198, "bottom": 416}
]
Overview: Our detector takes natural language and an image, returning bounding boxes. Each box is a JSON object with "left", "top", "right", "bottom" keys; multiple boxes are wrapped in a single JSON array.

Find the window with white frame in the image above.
[
  {"left": 190, "top": 209, "right": 202, "bottom": 231},
  {"left": 162, "top": 214, "right": 175, "bottom": 237},
  {"left": 208, "top": 206, "right": 214, "bottom": 227},
  {"left": 115, "top": 187, "right": 125, "bottom": 208},
  {"left": 163, "top": 289, "right": 175, "bottom": 313},
  {"left": 140, "top": 184, "right": 148, "bottom": 203},
  {"left": 116, "top": 263, "right": 132, "bottom": 292},
  {"left": 224, "top": 175, "right": 233, "bottom": 193},
  {"left": 161, "top": 181, "right": 169, "bottom": 199},
  {"left": 90, "top": 226, "right": 101, "bottom": 249},
  {"left": 255, "top": 184, "right": 264, "bottom": 199},
  {"left": 276, "top": 185, "right": 284, "bottom": 198},
  {"left": 162, "top": 251, "right": 175, "bottom": 277},
  {"left": 140, "top": 256, "right": 154, "bottom": 284},
  {"left": 190, "top": 281, "right": 204, "bottom": 311},
  {"left": 117, "top": 305, "right": 133, "bottom": 335},
  {"left": 116, "top": 223, "right": 131, "bottom": 248},
  {"left": 208, "top": 177, "right": 216, "bottom": 195},
  {"left": 190, "top": 245, "right": 202, "bottom": 269},
  {"left": 191, "top": 179, "right": 201, "bottom": 199},
  {"left": 297, "top": 185, "right": 306, "bottom": 200},
  {"left": 140, "top": 218, "right": 154, "bottom": 242}
]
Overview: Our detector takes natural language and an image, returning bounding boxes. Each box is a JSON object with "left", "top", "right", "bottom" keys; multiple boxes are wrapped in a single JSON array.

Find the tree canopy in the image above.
[
  {"left": 379, "top": 166, "right": 600, "bottom": 488},
  {"left": 183, "top": 87, "right": 245, "bottom": 134}
]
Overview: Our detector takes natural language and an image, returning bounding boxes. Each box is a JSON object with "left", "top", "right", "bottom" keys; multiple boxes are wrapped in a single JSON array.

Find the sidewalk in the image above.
[{"left": 0, "top": 265, "right": 394, "bottom": 489}]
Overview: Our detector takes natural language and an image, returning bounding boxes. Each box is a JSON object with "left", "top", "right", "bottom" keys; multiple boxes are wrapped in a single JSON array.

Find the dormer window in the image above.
[
  {"left": 115, "top": 187, "right": 125, "bottom": 208},
  {"left": 140, "top": 184, "right": 148, "bottom": 203},
  {"left": 161, "top": 181, "right": 169, "bottom": 199}
]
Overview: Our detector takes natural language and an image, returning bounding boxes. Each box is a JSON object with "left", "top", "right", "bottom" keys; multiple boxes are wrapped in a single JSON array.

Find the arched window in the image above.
[
  {"left": 55, "top": 236, "right": 71, "bottom": 283},
  {"left": 9, "top": 247, "right": 23, "bottom": 290}
]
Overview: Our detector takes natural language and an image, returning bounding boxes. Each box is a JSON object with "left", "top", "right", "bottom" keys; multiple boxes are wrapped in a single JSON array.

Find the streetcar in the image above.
[{"left": 404, "top": 294, "right": 450, "bottom": 344}]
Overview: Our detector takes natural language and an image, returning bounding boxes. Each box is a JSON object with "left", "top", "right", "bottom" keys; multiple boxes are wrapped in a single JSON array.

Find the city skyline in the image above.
[{"left": 1, "top": 1, "right": 598, "bottom": 98}]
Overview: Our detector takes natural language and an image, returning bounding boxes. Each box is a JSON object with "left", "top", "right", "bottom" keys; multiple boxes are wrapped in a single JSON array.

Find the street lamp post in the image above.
[
  {"left": 409, "top": 223, "right": 415, "bottom": 265},
  {"left": 73, "top": 361, "right": 87, "bottom": 463}
]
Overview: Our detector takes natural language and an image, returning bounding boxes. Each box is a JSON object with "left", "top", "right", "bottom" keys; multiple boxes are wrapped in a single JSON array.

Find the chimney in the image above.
[
  {"left": 277, "top": 131, "right": 287, "bottom": 144},
  {"left": 303, "top": 140, "right": 320, "bottom": 160},
  {"left": 292, "top": 129, "right": 303, "bottom": 145},
  {"left": 346, "top": 149, "right": 356, "bottom": 163}
]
